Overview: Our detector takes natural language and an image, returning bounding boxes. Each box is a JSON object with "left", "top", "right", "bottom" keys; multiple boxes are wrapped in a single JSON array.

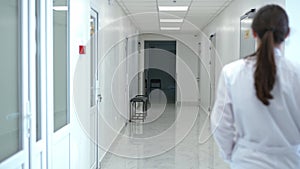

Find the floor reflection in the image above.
[{"left": 101, "top": 104, "right": 230, "bottom": 169}]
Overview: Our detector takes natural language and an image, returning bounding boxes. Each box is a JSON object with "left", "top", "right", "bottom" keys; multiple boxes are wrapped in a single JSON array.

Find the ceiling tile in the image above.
[
  {"left": 138, "top": 22, "right": 160, "bottom": 31},
  {"left": 193, "top": 0, "right": 227, "bottom": 2},
  {"left": 120, "top": 0, "right": 156, "bottom": 2},
  {"left": 126, "top": 6, "right": 157, "bottom": 12},
  {"left": 192, "top": 1, "right": 227, "bottom": 7},
  {"left": 157, "top": 0, "right": 192, "bottom": 6},
  {"left": 158, "top": 2, "right": 191, "bottom": 6},
  {"left": 122, "top": 1, "right": 156, "bottom": 6},
  {"left": 189, "top": 6, "right": 220, "bottom": 13},
  {"left": 132, "top": 13, "right": 158, "bottom": 22}
]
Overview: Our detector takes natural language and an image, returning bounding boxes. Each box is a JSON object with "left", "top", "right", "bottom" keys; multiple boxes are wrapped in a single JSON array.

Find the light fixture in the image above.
[
  {"left": 158, "top": 6, "right": 188, "bottom": 12},
  {"left": 160, "top": 19, "right": 184, "bottom": 23},
  {"left": 53, "top": 6, "right": 68, "bottom": 11},
  {"left": 160, "top": 27, "right": 181, "bottom": 31}
]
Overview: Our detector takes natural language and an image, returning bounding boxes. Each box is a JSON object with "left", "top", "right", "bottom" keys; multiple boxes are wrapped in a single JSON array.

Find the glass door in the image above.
[
  {"left": 90, "top": 8, "right": 100, "bottom": 169},
  {"left": 0, "top": 0, "right": 29, "bottom": 168},
  {"left": 29, "top": 0, "right": 47, "bottom": 168},
  {"left": 50, "top": 0, "right": 71, "bottom": 168},
  {"left": 53, "top": 0, "right": 69, "bottom": 132}
]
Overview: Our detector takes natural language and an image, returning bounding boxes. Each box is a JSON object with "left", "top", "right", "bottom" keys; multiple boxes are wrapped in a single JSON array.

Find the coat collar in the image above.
[{"left": 274, "top": 47, "right": 283, "bottom": 60}]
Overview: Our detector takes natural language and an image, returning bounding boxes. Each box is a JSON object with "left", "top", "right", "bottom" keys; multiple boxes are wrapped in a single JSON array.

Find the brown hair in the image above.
[{"left": 251, "top": 5, "right": 289, "bottom": 105}]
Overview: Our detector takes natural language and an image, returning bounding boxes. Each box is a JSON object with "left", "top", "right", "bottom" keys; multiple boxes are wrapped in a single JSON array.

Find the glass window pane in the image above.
[
  {"left": 90, "top": 16, "right": 96, "bottom": 107},
  {"left": 0, "top": 0, "right": 21, "bottom": 162},
  {"left": 53, "top": 0, "right": 69, "bottom": 131},
  {"left": 36, "top": 0, "right": 41, "bottom": 141}
]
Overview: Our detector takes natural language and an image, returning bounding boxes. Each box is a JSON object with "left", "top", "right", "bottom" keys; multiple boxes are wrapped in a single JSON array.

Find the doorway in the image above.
[{"left": 144, "top": 41, "right": 176, "bottom": 103}]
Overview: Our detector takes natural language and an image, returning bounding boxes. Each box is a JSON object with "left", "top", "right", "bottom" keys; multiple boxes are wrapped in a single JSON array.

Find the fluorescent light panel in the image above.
[
  {"left": 160, "top": 27, "right": 181, "bottom": 30},
  {"left": 158, "top": 6, "right": 188, "bottom": 12},
  {"left": 53, "top": 6, "right": 68, "bottom": 11},
  {"left": 160, "top": 19, "right": 184, "bottom": 23}
]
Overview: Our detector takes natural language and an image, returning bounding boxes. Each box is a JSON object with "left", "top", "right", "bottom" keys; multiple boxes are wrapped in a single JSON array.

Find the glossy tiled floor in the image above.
[{"left": 101, "top": 103, "right": 230, "bottom": 169}]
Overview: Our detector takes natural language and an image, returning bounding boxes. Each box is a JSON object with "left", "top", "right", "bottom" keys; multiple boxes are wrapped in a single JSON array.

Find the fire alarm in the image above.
[{"left": 79, "top": 45, "right": 86, "bottom": 54}]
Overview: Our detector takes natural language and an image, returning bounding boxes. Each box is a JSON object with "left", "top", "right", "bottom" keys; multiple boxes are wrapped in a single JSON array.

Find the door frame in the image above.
[
  {"left": 0, "top": 0, "right": 30, "bottom": 168},
  {"left": 29, "top": 0, "right": 48, "bottom": 168},
  {"left": 209, "top": 33, "right": 216, "bottom": 112},
  {"left": 144, "top": 40, "right": 177, "bottom": 101},
  {"left": 46, "top": 0, "right": 71, "bottom": 168},
  {"left": 197, "top": 42, "right": 202, "bottom": 105},
  {"left": 90, "top": 8, "right": 100, "bottom": 169}
]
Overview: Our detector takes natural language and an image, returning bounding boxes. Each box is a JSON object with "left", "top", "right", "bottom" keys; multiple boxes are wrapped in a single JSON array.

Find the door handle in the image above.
[{"left": 97, "top": 94, "right": 103, "bottom": 102}]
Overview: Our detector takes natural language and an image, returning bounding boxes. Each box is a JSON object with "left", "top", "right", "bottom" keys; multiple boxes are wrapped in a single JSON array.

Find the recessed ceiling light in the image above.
[
  {"left": 160, "top": 19, "right": 184, "bottom": 23},
  {"left": 160, "top": 27, "right": 181, "bottom": 30},
  {"left": 158, "top": 6, "right": 188, "bottom": 12},
  {"left": 53, "top": 6, "right": 68, "bottom": 11}
]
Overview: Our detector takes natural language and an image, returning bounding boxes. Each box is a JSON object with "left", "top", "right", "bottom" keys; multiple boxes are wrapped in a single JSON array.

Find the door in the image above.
[
  {"left": 49, "top": 0, "right": 71, "bottom": 168},
  {"left": 90, "top": 8, "right": 100, "bottom": 169},
  {"left": 209, "top": 34, "right": 216, "bottom": 112},
  {"left": 144, "top": 41, "right": 176, "bottom": 103},
  {"left": 29, "top": 0, "right": 47, "bottom": 168},
  {"left": 0, "top": 0, "right": 30, "bottom": 168},
  {"left": 240, "top": 9, "right": 256, "bottom": 58}
]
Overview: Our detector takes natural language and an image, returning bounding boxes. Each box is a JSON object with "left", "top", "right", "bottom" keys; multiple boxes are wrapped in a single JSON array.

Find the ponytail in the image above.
[
  {"left": 254, "top": 30, "right": 276, "bottom": 105},
  {"left": 250, "top": 5, "right": 289, "bottom": 106}
]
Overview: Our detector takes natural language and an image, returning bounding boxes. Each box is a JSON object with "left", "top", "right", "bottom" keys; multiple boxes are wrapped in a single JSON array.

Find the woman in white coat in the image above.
[{"left": 211, "top": 4, "right": 300, "bottom": 169}]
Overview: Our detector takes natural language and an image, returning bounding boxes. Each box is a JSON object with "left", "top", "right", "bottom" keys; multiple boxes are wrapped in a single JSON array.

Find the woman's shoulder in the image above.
[
  {"left": 222, "top": 58, "right": 253, "bottom": 77},
  {"left": 279, "top": 57, "right": 300, "bottom": 79}
]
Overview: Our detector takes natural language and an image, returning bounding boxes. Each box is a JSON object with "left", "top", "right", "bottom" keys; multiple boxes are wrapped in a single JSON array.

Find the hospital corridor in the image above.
[{"left": 0, "top": 0, "right": 300, "bottom": 169}]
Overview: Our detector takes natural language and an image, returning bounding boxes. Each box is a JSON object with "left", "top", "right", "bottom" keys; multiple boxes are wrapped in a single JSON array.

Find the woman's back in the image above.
[
  {"left": 228, "top": 48, "right": 300, "bottom": 146},
  {"left": 212, "top": 49, "right": 300, "bottom": 169},
  {"left": 211, "top": 4, "right": 300, "bottom": 168}
]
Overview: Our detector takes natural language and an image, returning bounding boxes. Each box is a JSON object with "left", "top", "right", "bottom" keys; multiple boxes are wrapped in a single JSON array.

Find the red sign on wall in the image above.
[{"left": 79, "top": 45, "right": 86, "bottom": 54}]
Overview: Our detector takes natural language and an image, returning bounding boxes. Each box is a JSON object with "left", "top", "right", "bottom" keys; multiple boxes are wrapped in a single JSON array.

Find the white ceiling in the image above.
[{"left": 116, "top": 0, "right": 233, "bottom": 33}]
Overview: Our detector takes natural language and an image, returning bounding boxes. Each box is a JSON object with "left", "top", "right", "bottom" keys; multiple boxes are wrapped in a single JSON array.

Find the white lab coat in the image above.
[{"left": 211, "top": 48, "right": 300, "bottom": 169}]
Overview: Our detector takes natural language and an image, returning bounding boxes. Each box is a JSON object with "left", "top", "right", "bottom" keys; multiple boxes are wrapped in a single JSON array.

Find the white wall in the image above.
[
  {"left": 127, "top": 36, "right": 140, "bottom": 99},
  {"left": 69, "top": 0, "right": 92, "bottom": 168},
  {"left": 69, "top": 0, "right": 139, "bottom": 169},
  {"left": 285, "top": 0, "right": 300, "bottom": 63},
  {"left": 200, "top": 0, "right": 286, "bottom": 110}
]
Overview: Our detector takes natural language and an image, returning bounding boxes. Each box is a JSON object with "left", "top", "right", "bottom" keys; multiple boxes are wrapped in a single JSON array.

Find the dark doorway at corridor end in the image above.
[{"left": 144, "top": 41, "right": 176, "bottom": 103}]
